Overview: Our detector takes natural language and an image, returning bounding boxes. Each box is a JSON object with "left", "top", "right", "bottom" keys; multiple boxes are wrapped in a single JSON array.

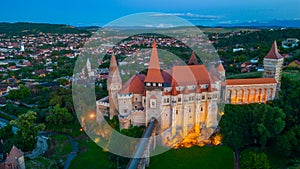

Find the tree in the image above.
[
  {"left": 240, "top": 151, "right": 271, "bottom": 169},
  {"left": 57, "top": 78, "right": 69, "bottom": 86},
  {"left": 220, "top": 104, "right": 285, "bottom": 150},
  {"left": 10, "top": 111, "right": 45, "bottom": 151},
  {"left": 8, "top": 84, "right": 31, "bottom": 101},
  {"left": 46, "top": 104, "right": 73, "bottom": 125},
  {"left": 276, "top": 126, "right": 300, "bottom": 157},
  {"left": 0, "top": 124, "right": 14, "bottom": 140}
]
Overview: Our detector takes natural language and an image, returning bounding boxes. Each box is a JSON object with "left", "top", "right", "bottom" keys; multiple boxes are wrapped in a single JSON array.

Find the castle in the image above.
[{"left": 97, "top": 41, "right": 282, "bottom": 143}]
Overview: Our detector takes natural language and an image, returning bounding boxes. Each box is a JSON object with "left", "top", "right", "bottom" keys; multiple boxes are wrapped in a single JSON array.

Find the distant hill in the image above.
[
  {"left": 0, "top": 22, "right": 91, "bottom": 35},
  {"left": 217, "top": 20, "right": 300, "bottom": 28}
]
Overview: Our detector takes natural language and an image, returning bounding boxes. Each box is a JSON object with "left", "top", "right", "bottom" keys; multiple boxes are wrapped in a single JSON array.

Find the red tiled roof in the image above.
[
  {"left": 226, "top": 78, "right": 277, "bottom": 85},
  {"left": 162, "top": 70, "right": 172, "bottom": 85},
  {"left": 171, "top": 65, "right": 211, "bottom": 86},
  {"left": 145, "top": 42, "right": 164, "bottom": 83},
  {"left": 265, "top": 41, "right": 283, "bottom": 59},
  {"left": 5, "top": 145, "right": 23, "bottom": 166},
  {"left": 119, "top": 74, "right": 145, "bottom": 94},
  {"left": 188, "top": 52, "right": 198, "bottom": 65}
]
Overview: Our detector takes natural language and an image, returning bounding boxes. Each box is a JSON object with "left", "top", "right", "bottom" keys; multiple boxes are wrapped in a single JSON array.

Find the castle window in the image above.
[
  {"left": 202, "top": 95, "right": 205, "bottom": 100},
  {"left": 167, "top": 98, "right": 170, "bottom": 103},
  {"left": 178, "top": 97, "right": 181, "bottom": 102},
  {"left": 153, "top": 83, "right": 156, "bottom": 86},
  {"left": 189, "top": 108, "right": 191, "bottom": 113},
  {"left": 150, "top": 99, "right": 156, "bottom": 108},
  {"left": 146, "top": 83, "right": 151, "bottom": 86},
  {"left": 158, "top": 83, "right": 162, "bottom": 87},
  {"left": 176, "top": 110, "right": 178, "bottom": 115},
  {"left": 201, "top": 107, "right": 203, "bottom": 111}
]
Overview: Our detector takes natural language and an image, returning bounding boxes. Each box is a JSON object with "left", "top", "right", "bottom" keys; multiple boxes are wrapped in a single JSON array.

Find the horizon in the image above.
[{"left": 1, "top": 0, "right": 300, "bottom": 27}]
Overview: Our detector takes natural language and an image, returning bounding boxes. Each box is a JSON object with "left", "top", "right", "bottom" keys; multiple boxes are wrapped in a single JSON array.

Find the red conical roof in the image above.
[
  {"left": 196, "top": 84, "right": 202, "bottom": 93},
  {"left": 145, "top": 42, "right": 164, "bottom": 83},
  {"left": 265, "top": 41, "right": 283, "bottom": 59},
  {"left": 217, "top": 63, "right": 225, "bottom": 72},
  {"left": 188, "top": 51, "right": 198, "bottom": 65},
  {"left": 108, "top": 54, "right": 121, "bottom": 85},
  {"left": 183, "top": 85, "right": 189, "bottom": 94},
  {"left": 109, "top": 54, "right": 118, "bottom": 72},
  {"left": 171, "top": 86, "right": 178, "bottom": 96}
]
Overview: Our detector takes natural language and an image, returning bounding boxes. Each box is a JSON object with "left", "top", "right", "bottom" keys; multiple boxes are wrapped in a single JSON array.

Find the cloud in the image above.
[
  {"left": 142, "top": 23, "right": 175, "bottom": 28},
  {"left": 150, "top": 13, "right": 222, "bottom": 20}
]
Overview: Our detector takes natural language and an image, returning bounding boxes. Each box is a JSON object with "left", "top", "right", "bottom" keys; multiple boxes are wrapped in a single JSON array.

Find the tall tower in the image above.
[
  {"left": 107, "top": 54, "right": 122, "bottom": 119},
  {"left": 144, "top": 42, "right": 164, "bottom": 125},
  {"left": 188, "top": 52, "right": 198, "bottom": 65},
  {"left": 263, "top": 41, "right": 284, "bottom": 95}
]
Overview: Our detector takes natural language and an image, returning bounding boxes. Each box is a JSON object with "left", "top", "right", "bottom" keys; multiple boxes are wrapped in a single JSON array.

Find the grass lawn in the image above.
[
  {"left": 148, "top": 146, "right": 234, "bottom": 169},
  {"left": 69, "top": 140, "right": 116, "bottom": 169},
  {"left": 50, "top": 134, "right": 73, "bottom": 161},
  {"left": 282, "top": 71, "right": 300, "bottom": 81},
  {"left": 226, "top": 71, "right": 263, "bottom": 79}
]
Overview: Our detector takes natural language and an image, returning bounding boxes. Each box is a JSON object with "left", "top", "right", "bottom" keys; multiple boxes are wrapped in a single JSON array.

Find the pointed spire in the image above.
[
  {"left": 265, "top": 41, "right": 283, "bottom": 59},
  {"left": 188, "top": 51, "right": 198, "bottom": 65},
  {"left": 108, "top": 54, "right": 121, "bottom": 85},
  {"left": 183, "top": 85, "right": 189, "bottom": 94},
  {"left": 145, "top": 42, "right": 164, "bottom": 83},
  {"left": 217, "top": 63, "right": 225, "bottom": 72},
  {"left": 109, "top": 54, "right": 118, "bottom": 72},
  {"left": 171, "top": 86, "right": 178, "bottom": 96},
  {"left": 196, "top": 84, "right": 202, "bottom": 93}
]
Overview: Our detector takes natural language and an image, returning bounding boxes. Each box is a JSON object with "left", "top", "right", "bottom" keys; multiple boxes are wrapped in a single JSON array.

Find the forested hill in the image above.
[{"left": 0, "top": 22, "right": 91, "bottom": 35}]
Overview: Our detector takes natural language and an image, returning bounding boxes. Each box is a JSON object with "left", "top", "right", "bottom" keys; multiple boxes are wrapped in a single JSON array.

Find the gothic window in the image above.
[{"left": 201, "top": 107, "right": 203, "bottom": 111}]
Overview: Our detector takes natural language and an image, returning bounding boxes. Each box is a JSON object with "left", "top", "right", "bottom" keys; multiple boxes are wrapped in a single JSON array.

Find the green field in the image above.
[
  {"left": 69, "top": 141, "right": 116, "bottom": 169},
  {"left": 148, "top": 146, "right": 234, "bottom": 169},
  {"left": 226, "top": 71, "right": 263, "bottom": 79},
  {"left": 282, "top": 71, "right": 300, "bottom": 80}
]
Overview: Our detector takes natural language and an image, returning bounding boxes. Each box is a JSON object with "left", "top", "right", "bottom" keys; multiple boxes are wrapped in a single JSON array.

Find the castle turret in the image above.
[
  {"left": 188, "top": 52, "right": 198, "bottom": 65},
  {"left": 171, "top": 86, "right": 178, "bottom": 136},
  {"left": 145, "top": 42, "right": 164, "bottom": 125},
  {"left": 216, "top": 63, "right": 225, "bottom": 80},
  {"left": 107, "top": 54, "right": 122, "bottom": 119},
  {"left": 144, "top": 42, "right": 164, "bottom": 88},
  {"left": 263, "top": 41, "right": 284, "bottom": 96}
]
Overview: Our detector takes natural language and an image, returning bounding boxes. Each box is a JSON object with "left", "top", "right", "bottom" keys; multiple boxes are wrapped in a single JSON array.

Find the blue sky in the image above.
[{"left": 1, "top": 0, "right": 300, "bottom": 26}]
